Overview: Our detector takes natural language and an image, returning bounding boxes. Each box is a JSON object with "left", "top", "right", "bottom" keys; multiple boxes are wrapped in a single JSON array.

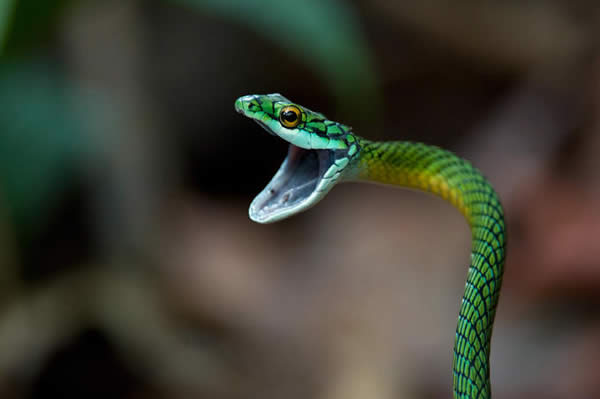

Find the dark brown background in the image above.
[{"left": 1, "top": 1, "right": 599, "bottom": 398}]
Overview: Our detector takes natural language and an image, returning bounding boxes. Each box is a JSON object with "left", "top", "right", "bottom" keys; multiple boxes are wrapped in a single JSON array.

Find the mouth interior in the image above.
[{"left": 250, "top": 145, "right": 333, "bottom": 221}]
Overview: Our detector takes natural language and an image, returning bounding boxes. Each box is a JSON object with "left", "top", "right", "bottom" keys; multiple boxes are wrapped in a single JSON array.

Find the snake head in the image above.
[{"left": 235, "top": 93, "right": 360, "bottom": 223}]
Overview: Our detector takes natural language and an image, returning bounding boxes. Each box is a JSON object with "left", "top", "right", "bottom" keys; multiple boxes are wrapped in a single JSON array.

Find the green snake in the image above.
[{"left": 235, "top": 93, "right": 506, "bottom": 399}]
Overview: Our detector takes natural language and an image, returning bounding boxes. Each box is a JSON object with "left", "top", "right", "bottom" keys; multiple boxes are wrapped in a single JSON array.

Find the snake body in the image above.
[{"left": 235, "top": 94, "right": 506, "bottom": 399}]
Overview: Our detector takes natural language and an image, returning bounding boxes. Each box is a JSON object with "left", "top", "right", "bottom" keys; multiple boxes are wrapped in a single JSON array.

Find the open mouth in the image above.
[{"left": 249, "top": 145, "right": 334, "bottom": 223}]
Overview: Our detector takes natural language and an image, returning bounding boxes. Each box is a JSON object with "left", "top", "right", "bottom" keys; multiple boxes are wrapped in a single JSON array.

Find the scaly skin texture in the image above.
[
  {"left": 350, "top": 139, "right": 505, "bottom": 399},
  {"left": 235, "top": 94, "right": 506, "bottom": 399}
]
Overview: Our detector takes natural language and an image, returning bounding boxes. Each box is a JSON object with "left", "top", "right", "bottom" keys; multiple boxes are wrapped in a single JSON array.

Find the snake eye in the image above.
[{"left": 279, "top": 105, "right": 302, "bottom": 128}]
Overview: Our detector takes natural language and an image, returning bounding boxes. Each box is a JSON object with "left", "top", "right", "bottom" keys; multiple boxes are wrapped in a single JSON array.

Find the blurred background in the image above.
[{"left": 1, "top": 0, "right": 600, "bottom": 398}]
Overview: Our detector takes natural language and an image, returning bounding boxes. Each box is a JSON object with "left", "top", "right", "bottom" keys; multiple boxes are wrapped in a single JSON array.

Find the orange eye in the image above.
[{"left": 279, "top": 105, "right": 302, "bottom": 128}]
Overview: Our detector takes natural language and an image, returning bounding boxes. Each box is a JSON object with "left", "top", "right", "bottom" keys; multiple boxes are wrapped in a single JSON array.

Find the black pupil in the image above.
[{"left": 282, "top": 110, "right": 298, "bottom": 123}]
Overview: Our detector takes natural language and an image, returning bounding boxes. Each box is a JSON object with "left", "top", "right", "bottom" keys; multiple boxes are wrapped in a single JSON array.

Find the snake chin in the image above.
[{"left": 249, "top": 145, "right": 335, "bottom": 223}]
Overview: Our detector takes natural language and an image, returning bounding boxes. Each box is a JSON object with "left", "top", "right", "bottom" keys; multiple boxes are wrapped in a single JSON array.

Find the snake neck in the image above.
[{"left": 349, "top": 138, "right": 506, "bottom": 399}]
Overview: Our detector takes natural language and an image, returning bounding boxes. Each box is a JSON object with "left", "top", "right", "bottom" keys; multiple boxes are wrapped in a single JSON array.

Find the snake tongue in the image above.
[{"left": 249, "top": 145, "right": 333, "bottom": 223}]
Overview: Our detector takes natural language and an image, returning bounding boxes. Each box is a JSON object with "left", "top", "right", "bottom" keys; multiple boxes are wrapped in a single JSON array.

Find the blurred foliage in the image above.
[
  {"left": 1, "top": 0, "right": 70, "bottom": 56},
  {"left": 0, "top": 63, "right": 91, "bottom": 235},
  {"left": 0, "top": 0, "right": 16, "bottom": 52},
  {"left": 174, "top": 0, "right": 381, "bottom": 116},
  {"left": 0, "top": 0, "right": 82, "bottom": 236},
  {"left": 0, "top": 0, "right": 382, "bottom": 235}
]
